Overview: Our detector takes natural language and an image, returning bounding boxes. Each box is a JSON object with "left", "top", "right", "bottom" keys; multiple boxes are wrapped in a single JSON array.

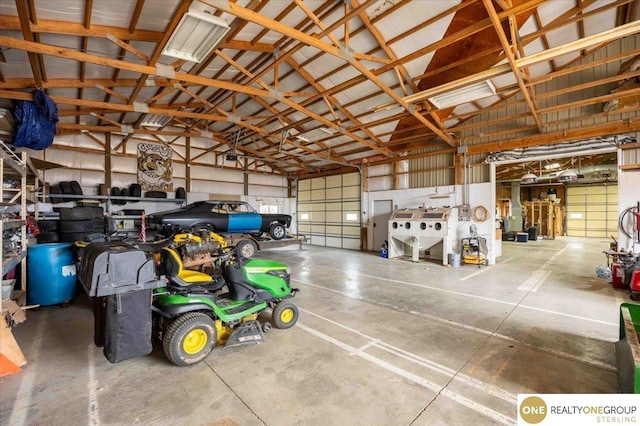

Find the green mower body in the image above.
[{"left": 153, "top": 253, "right": 299, "bottom": 366}]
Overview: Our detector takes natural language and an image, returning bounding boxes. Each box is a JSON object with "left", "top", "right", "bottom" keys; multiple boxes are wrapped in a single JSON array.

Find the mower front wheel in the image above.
[
  {"left": 272, "top": 302, "right": 299, "bottom": 329},
  {"left": 163, "top": 312, "right": 217, "bottom": 367}
]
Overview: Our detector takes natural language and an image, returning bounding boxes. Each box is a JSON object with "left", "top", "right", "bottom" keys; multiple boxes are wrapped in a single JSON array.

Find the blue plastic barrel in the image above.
[{"left": 27, "top": 243, "right": 76, "bottom": 306}]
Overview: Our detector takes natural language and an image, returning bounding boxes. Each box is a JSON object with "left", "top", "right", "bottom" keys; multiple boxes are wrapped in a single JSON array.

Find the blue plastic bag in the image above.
[{"left": 13, "top": 90, "right": 58, "bottom": 150}]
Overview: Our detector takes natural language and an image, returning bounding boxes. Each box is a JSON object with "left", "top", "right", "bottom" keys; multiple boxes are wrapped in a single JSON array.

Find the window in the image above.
[{"left": 259, "top": 204, "right": 279, "bottom": 214}]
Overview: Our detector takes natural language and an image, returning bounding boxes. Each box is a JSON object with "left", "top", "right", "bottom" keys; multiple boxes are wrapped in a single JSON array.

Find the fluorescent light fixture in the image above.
[
  {"left": 544, "top": 163, "right": 560, "bottom": 170},
  {"left": 296, "top": 127, "right": 336, "bottom": 143},
  {"left": 162, "top": 9, "right": 230, "bottom": 63},
  {"left": 521, "top": 173, "right": 538, "bottom": 184},
  {"left": 140, "top": 114, "right": 172, "bottom": 127},
  {"left": 427, "top": 80, "right": 496, "bottom": 109},
  {"left": 557, "top": 170, "right": 578, "bottom": 182}
]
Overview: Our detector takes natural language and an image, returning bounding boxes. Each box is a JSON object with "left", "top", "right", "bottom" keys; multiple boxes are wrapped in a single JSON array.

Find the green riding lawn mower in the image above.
[
  {"left": 154, "top": 245, "right": 299, "bottom": 366},
  {"left": 78, "top": 239, "right": 299, "bottom": 367}
]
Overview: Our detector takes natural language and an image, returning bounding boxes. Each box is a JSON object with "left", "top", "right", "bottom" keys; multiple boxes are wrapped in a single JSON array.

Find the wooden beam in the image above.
[
  {"left": 0, "top": 14, "right": 163, "bottom": 41},
  {"left": 210, "top": 0, "right": 454, "bottom": 145},
  {"left": 482, "top": 0, "right": 543, "bottom": 131},
  {"left": 14, "top": 1, "right": 44, "bottom": 87}
]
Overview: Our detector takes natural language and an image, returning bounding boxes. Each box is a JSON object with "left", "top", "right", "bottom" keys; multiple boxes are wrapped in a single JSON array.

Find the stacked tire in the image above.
[
  {"left": 58, "top": 206, "right": 105, "bottom": 242},
  {"left": 37, "top": 219, "right": 59, "bottom": 243}
]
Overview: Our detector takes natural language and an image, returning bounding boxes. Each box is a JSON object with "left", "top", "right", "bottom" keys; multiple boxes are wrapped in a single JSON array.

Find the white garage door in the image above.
[
  {"left": 566, "top": 185, "right": 618, "bottom": 238},
  {"left": 297, "top": 173, "right": 361, "bottom": 250}
]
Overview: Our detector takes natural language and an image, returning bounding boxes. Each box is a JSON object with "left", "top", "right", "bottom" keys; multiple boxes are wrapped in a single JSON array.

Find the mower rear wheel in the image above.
[
  {"left": 163, "top": 312, "right": 217, "bottom": 367},
  {"left": 272, "top": 302, "right": 298, "bottom": 329},
  {"left": 236, "top": 239, "right": 257, "bottom": 259}
]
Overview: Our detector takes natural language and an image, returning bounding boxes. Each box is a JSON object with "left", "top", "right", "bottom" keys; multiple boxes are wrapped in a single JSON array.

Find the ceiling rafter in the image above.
[
  {"left": 208, "top": 0, "right": 454, "bottom": 145},
  {"left": 483, "top": 0, "right": 543, "bottom": 132}
]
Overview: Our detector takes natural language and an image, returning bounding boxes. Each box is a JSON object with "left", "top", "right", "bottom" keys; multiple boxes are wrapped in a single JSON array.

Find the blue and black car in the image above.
[{"left": 147, "top": 200, "right": 292, "bottom": 240}]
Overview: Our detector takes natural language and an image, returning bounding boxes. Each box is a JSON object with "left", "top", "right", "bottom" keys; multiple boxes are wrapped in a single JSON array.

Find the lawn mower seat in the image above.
[{"left": 161, "top": 247, "right": 217, "bottom": 288}]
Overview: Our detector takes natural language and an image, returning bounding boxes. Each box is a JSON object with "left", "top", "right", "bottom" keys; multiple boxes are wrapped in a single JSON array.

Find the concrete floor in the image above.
[{"left": 0, "top": 236, "right": 634, "bottom": 425}]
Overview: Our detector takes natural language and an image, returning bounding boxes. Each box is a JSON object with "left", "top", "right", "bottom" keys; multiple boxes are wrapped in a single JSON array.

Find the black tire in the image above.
[
  {"left": 59, "top": 218, "right": 104, "bottom": 233},
  {"left": 69, "top": 180, "right": 83, "bottom": 195},
  {"left": 175, "top": 187, "right": 186, "bottom": 199},
  {"left": 119, "top": 188, "right": 129, "bottom": 205},
  {"left": 37, "top": 219, "right": 58, "bottom": 232},
  {"left": 59, "top": 206, "right": 104, "bottom": 221},
  {"left": 37, "top": 232, "right": 59, "bottom": 243},
  {"left": 269, "top": 223, "right": 286, "bottom": 240},
  {"left": 163, "top": 312, "right": 216, "bottom": 367},
  {"left": 129, "top": 183, "right": 142, "bottom": 198},
  {"left": 59, "top": 181, "right": 74, "bottom": 202},
  {"left": 145, "top": 190, "right": 167, "bottom": 198},
  {"left": 236, "top": 239, "right": 258, "bottom": 259},
  {"left": 49, "top": 184, "right": 63, "bottom": 204},
  {"left": 272, "top": 302, "right": 298, "bottom": 329},
  {"left": 250, "top": 232, "right": 263, "bottom": 239}
]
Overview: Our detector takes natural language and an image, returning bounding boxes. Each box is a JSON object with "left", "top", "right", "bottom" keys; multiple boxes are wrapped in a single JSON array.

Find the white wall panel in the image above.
[{"left": 367, "top": 176, "right": 392, "bottom": 191}]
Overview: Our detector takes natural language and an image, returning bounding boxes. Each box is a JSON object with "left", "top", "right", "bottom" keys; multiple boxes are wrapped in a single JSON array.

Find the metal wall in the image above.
[
  {"left": 297, "top": 172, "right": 361, "bottom": 249},
  {"left": 30, "top": 133, "right": 290, "bottom": 214}
]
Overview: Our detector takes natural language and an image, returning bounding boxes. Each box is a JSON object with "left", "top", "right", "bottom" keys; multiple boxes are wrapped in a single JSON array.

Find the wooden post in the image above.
[
  {"left": 454, "top": 153, "right": 464, "bottom": 185},
  {"left": 105, "top": 132, "right": 111, "bottom": 189},
  {"left": 185, "top": 136, "right": 191, "bottom": 192}
]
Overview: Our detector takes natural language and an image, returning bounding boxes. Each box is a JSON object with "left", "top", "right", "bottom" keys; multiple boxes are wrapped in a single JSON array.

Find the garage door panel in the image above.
[
  {"left": 311, "top": 178, "right": 325, "bottom": 190},
  {"left": 307, "top": 203, "right": 325, "bottom": 212},
  {"left": 326, "top": 213, "right": 342, "bottom": 223},
  {"left": 311, "top": 224, "right": 326, "bottom": 233},
  {"left": 298, "top": 172, "right": 361, "bottom": 249},
  {"left": 566, "top": 193, "right": 584, "bottom": 203},
  {"left": 325, "top": 202, "right": 343, "bottom": 211},
  {"left": 343, "top": 173, "right": 359, "bottom": 185},
  {"left": 342, "top": 238, "right": 360, "bottom": 250},
  {"left": 325, "top": 237, "right": 342, "bottom": 248},
  {"left": 566, "top": 185, "right": 617, "bottom": 237},
  {"left": 586, "top": 211, "right": 610, "bottom": 220},
  {"left": 586, "top": 230, "right": 608, "bottom": 238},
  {"left": 298, "top": 224, "right": 311, "bottom": 233},
  {"left": 326, "top": 175, "right": 341, "bottom": 187},
  {"left": 298, "top": 191, "right": 311, "bottom": 201},
  {"left": 310, "top": 235, "right": 326, "bottom": 245},
  {"left": 299, "top": 180, "right": 311, "bottom": 190},
  {"left": 342, "top": 201, "right": 360, "bottom": 210},
  {"left": 343, "top": 226, "right": 361, "bottom": 236},
  {"left": 343, "top": 186, "right": 360, "bottom": 198},
  {"left": 326, "top": 225, "right": 342, "bottom": 234}
]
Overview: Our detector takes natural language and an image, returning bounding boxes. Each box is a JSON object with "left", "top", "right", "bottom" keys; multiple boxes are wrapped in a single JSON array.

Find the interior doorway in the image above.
[{"left": 372, "top": 200, "right": 393, "bottom": 251}]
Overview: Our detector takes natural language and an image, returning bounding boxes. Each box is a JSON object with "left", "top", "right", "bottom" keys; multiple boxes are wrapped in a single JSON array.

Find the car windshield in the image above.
[{"left": 209, "top": 201, "right": 256, "bottom": 214}]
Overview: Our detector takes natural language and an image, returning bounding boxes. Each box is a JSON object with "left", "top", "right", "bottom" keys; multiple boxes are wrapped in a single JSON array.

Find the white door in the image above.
[{"left": 373, "top": 200, "right": 393, "bottom": 251}]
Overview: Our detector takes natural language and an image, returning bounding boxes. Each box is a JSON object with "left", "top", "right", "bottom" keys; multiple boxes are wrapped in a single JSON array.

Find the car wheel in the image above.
[
  {"left": 269, "top": 223, "right": 286, "bottom": 240},
  {"left": 272, "top": 302, "right": 299, "bottom": 329},
  {"left": 236, "top": 239, "right": 257, "bottom": 258},
  {"left": 162, "top": 312, "right": 216, "bottom": 367}
]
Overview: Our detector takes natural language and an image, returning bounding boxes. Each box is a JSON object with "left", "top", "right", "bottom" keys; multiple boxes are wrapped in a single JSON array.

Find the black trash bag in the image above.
[{"left": 13, "top": 90, "right": 59, "bottom": 150}]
